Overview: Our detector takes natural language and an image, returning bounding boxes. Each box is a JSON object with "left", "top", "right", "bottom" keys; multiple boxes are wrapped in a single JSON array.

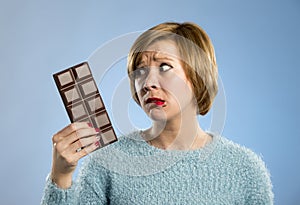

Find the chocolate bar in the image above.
[{"left": 53, "top": 62, "right": 118, "bottom": 148}]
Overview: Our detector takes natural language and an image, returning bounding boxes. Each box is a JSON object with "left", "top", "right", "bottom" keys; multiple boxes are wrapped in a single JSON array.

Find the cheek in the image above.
[
  {"left": 134, "top": 80, "right": 143, "bottom": 93},
  {"left": 162, "top": 75, "right": 194, "bottom": 103},
  {"left": 134, "top": 80, "right": 144, "bottom": 103}
]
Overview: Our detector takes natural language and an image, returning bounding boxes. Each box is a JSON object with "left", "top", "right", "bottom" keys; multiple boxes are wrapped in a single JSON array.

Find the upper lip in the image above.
[{"left": 145, "top": 97, "right": 165, "bottom": 104}]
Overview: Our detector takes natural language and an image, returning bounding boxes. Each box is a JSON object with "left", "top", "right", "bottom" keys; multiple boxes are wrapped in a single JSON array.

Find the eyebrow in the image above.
[{"left": 136, "top": 54, "right": 175, "bottom": 67}]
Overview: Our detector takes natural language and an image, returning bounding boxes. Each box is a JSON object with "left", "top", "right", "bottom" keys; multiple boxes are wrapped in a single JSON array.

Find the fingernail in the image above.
[
  {"left": 95, "top": 128, "right": 100, "bottom": 132},
  {"left": 87, "top": 123, "right": 93, "bottom": 127},
  {"left": 95, "top": 141, "right": 100, "bottom": 147}
]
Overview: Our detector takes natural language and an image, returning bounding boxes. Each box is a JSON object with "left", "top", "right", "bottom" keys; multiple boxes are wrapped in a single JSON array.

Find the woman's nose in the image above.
[{"left": 143, "top": 70, "right": 159, "bottom": 92}]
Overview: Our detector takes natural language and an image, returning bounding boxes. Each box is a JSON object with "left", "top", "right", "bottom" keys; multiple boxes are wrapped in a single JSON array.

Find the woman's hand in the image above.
[{"left": 50, "top": 122, "right": 100, "bottom": 189}]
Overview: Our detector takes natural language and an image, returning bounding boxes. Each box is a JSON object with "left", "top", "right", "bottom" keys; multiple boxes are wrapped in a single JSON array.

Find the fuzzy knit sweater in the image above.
[{"left": 41, "top": 131, "right": 273, "bottom": 205}]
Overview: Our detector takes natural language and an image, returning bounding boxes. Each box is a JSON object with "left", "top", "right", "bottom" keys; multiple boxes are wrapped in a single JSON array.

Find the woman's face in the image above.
[{"left": 133, "top": 39, "right": 197, "bottom": 122}]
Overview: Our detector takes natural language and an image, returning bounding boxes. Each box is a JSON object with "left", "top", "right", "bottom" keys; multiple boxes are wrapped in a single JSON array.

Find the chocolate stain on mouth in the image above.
[{"left": 146, "top": 97, "right": 165, "bottom": 104}]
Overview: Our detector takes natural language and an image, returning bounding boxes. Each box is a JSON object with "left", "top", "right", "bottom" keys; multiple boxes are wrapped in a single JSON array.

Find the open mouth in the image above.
[{"left": 146, "top": 97, "right": 165, "bottom": 106}]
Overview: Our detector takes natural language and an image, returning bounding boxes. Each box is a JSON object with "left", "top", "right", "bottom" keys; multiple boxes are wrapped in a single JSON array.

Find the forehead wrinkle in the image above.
[
  {"left": 137, "top": 51, "right": 177, "bottom": 67},
  {"left": 137, "top": 51, "right": 156, "bottom": 67}
]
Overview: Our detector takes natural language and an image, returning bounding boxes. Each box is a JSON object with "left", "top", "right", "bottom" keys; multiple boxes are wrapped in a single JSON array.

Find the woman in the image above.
[{"left": 41, "top": 22, "right": 273, "bottom": 204}]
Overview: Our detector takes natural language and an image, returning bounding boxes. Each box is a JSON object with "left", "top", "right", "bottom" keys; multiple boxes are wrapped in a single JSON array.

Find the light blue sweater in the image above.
[{"left": 41, "top": 131, "right": 273, "bottom": 204}]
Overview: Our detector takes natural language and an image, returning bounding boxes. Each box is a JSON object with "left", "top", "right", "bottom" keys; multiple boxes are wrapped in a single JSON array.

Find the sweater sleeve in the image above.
[
  {"left": 40, "top": 174, "right": 76, "bottom": 205},
  {"left": 74, "top": 154, "right": 109, "bottom": 205},
  {"left": 41, "top": 154, "right": 109, "bottom": 205},
  {"left": 243, "top": 153, "right": 274, "bottom": 205}
]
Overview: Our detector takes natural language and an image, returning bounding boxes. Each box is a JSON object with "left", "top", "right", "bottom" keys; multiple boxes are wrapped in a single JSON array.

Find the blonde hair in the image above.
[{"left": 127, "top": 22, "right": 218, "bottom": 115}]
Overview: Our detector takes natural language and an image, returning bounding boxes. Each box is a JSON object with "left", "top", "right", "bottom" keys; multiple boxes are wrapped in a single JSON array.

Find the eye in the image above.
[
  {"left": 159, "top": 63, "right": 173, "bottom": 72},
  {"left": 131, "top": 67, "right": 148, "bottom": 79}
]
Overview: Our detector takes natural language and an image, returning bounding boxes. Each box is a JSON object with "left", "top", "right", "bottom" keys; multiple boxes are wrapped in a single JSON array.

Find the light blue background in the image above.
[{"left": 0, "top": 0, "right": 299, "bottom": 204}]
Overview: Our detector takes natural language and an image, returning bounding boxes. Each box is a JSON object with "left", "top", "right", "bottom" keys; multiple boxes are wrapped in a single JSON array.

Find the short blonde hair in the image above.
[{"left": 127, "top": 22, "right": 218, "bottom": 115}]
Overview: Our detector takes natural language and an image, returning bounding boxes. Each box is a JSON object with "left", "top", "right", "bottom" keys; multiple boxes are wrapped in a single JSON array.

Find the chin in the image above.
[{"left": 148, "top": 108, "right": 168, "bottom": 122}]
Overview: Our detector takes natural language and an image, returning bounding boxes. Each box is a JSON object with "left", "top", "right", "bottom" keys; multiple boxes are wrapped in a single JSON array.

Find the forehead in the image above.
[{"left": 137, "top": 40, "right": 181, "bottom": 64}]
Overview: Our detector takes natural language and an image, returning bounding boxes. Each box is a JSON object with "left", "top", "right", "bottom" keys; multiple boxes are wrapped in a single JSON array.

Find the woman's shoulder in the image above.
[
  {"left": 217, "top": 135, "right": 265, "bottom": 165},
  {"left": 217, "top": 135, "right": 273, "bottom": 201},
  {"left": 214, "top": 134, "right": 271, "bottom": 179}
]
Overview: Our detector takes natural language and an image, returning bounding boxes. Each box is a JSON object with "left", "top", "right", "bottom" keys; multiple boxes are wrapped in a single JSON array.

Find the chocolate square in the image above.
[
  {"left": 101, "top": 128, "right": 117, "bottom": 145},
  {"left": 72, "top": 62, "right": 92, "bottom": 82},
  {"left": 84, "top": 94, "right": 104, "bottom": 114},
  {"left": 67, "top": 101, "right": 88, "bottom": 122},
  {"left": 90, "top": 111, "right": 111, "bottom": 129},
  {"left": 60, "top": 85, "right": 81, "bottom": 106},
  {"left": 78, "top": 79, "right": 98, "bottom": 99},
  {"left": 54, "top": 70, "right": 75, "bottom": 89}
]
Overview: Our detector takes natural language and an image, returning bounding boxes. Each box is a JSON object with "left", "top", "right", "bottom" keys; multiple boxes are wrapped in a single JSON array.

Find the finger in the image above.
[
  {"left": 53, "top": 136, "right": 98, "bottom": 166},
  {"left": 64, "top": 127, "right": 100, "bottom": 146},
  {"left": 53, "top": 130, "right": 99, "bottom": 155},
  {"left": 75, "top": 140, "right": 101, "bottom": 159},
  {"left": 52, "top": 122, "right": 93, "bottom": 143},
  {"left": 69, "top": 135, "right": 99, "bottom": 153}
]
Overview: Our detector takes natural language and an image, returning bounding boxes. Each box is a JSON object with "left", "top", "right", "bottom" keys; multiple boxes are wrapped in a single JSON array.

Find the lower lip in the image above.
[{"left": 154, "top": 101, "right": 165, "bottom": 106}]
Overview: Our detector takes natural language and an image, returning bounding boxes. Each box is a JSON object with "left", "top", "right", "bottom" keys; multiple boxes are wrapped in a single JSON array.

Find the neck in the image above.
[{"left": 144, "top": 111, "right": 209, "bottom": 150}]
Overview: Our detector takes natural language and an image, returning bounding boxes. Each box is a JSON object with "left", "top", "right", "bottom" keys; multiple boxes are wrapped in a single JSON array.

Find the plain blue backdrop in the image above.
[{"left": 0, "top": 0, "right": 299, "bottom": 204}]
